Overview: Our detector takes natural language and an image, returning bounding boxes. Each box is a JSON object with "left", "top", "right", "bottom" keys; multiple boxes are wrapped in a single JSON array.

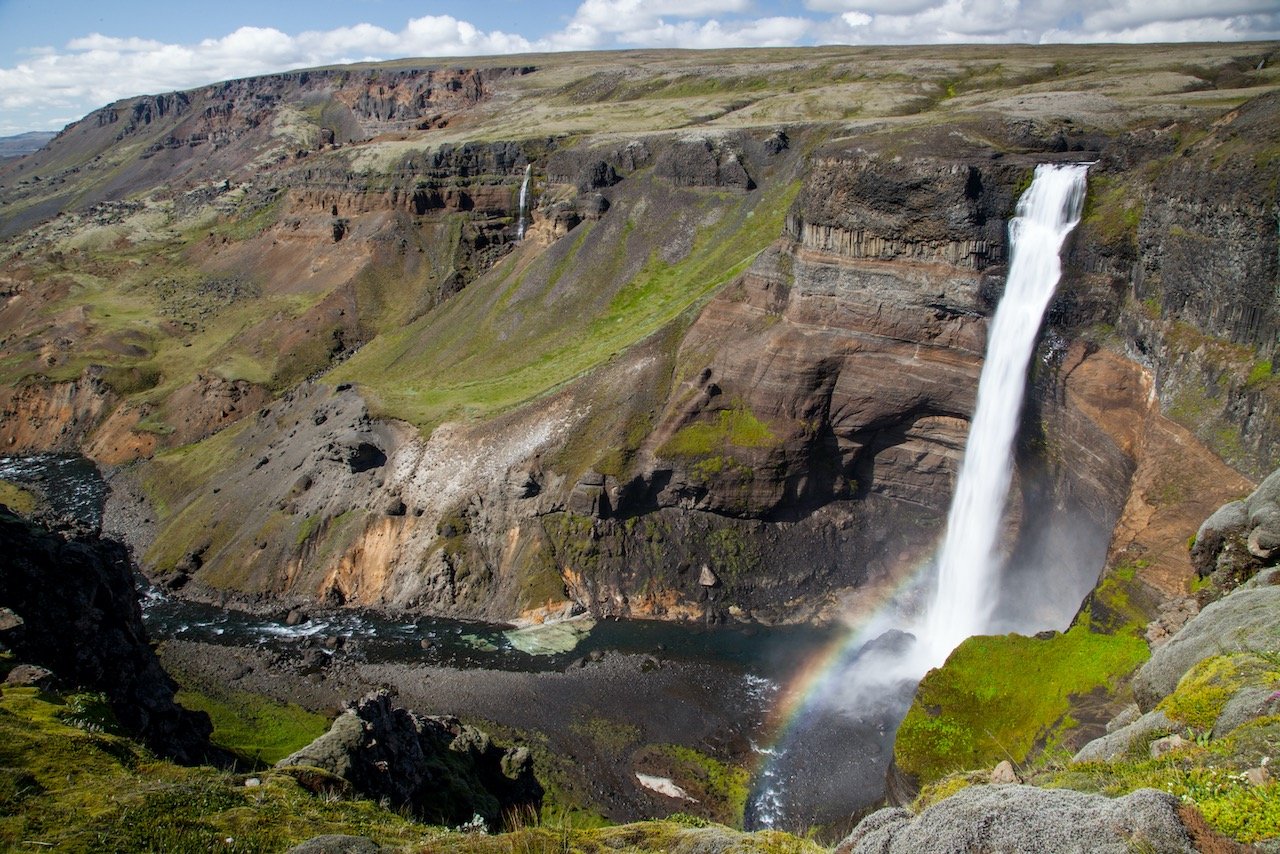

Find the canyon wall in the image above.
[{"left": 1, "top": 49, "right": 1276, "bottom": 626}]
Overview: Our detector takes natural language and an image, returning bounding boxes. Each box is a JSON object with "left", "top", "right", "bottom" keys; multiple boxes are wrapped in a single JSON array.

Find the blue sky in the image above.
[{"left": 1, "top": 0, "right": 1277, "bottom": 135}]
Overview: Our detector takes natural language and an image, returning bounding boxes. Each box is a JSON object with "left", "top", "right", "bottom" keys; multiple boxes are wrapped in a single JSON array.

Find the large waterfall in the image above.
[
  {"left": 921, "top": 162, "right": 1090, "bottom": 665},
  {"left": 746, "top": 162, "right": 1090, "bottom": 831},
  {"left": 516, "top": 164, "right": 532, "bottom": 240}
]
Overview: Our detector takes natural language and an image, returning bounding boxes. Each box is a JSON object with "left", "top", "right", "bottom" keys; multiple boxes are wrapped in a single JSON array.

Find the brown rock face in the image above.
[
  {"left": 632, "top": 149, "right": 1025, "bottom": 522},
  {"left": 0, "top": 371, "right": 116, "bottom": 454}
]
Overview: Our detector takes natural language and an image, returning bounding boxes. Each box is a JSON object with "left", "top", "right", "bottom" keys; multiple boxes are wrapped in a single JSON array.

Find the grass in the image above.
[
  {"left": 894, "top": 624, "right": 1151, "bottom": 785},
  {"left": 1045, "top": 712, "right": 1280, "bottom": 844},
  {"left": 331, "top": 177, "right": 801, "bottom": 429},
  {"left": 172, "top": 689, "right": 330, "bottom": 766},
  {"left": 659, "top": 404, "right": 780, "bottom": 458}
]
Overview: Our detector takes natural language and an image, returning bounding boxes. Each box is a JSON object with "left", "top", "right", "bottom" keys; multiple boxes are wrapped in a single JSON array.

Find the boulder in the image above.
[
  {"left": 990, "top": 760, "right": 1019, "bottom": 784},
  {"left": 1212, "top": 685, "right": 1280, "bottom": 739},
  {"left": 836, "top": 786, "right": 1194, "bottom": 854},
  {"left": 1190, "top": 467, "right": 1280, "bottom": 584},
  {"left": 1131, "top": 578, "right": 1280, "bottom": 710},
  {"left": 1148, "top": 734, "right": 1189, "bottom": 759},
  {"left": 286, "top": 836, "right": 384, "bottom": 854},
  {"left": 1073, "top": 710, "right": 1175, "bottom": 764},
  {"left": 3, "top": 663, "right": 56, "bottom": 690},
  {"left": 276, "top": 689, "right": 542, "bottom": 828}
]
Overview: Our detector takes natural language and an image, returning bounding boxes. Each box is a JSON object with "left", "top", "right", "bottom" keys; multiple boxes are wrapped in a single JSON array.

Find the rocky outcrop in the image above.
[
  {"left": 655, "top": 136, "right": 754, "bottom": 190},
  {"left": 1131, "top": 567, "right": 1280, "bottom": 711},
  {"left": 836, "top": 785, "right": 1194, "bottom": 854},
  {"left": 277, "top": 689, "right": 541, "bottom": 829},
  {"left": 1071, "top": 709, "right": 1175, "bottom": 763},
  {"left": 0, "top": 508, "right": 211, "bottom": 762},
  {"left": 1190, "top": 467, "right": 1280, "bottom": 587},
  {"left": 0, "top": 371, "right": 116, "bottom": 454}
]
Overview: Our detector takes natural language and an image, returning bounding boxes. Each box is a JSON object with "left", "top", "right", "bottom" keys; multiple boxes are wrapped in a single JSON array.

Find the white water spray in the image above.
[
  {"left": 516, "top": 164, "right": 532, "bottom": 240},
  {"left": 920, "top": 162, "right": 1089, "bottom": 666}
]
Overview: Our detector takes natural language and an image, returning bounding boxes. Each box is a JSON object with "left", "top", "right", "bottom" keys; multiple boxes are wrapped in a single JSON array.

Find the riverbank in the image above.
[{"left": 158, "top": 636, "right": 777, "bottom": 827}]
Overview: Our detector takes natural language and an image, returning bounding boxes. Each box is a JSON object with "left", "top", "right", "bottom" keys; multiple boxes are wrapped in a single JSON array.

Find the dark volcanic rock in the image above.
[
  {"left": 0, "top": 509, "right": 211, "bottom": 762},
  {"left": 276, "top": 689, "right": 542, "bottom": 829},
  {"left": 655, "top": 137, "right": 754, "bottom": 190}
]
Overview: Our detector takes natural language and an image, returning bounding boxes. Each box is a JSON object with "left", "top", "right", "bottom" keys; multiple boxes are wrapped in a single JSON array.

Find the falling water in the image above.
[
  {"left": 516, "top": 164, "right": 532, "bottom": 240},
  {"left": 745, "top": 162, "right": 1090, "bottom": 831},
  {"left": 920, "top": 162, "right": 1089, "bottom": 666}
]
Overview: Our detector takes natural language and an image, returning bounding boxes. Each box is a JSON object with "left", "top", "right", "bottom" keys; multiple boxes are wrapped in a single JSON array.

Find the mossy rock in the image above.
[
  {"left": 1157, "top": 652, "right": 1280, "bottom": 732},
  {"left": 894, "top": 625, "right": 1149, "bottom": 785}
]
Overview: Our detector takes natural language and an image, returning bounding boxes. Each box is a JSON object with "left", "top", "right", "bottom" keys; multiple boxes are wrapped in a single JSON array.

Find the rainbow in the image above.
[{"left": 745, "top": 550, "right": 940, "bottom": 827}]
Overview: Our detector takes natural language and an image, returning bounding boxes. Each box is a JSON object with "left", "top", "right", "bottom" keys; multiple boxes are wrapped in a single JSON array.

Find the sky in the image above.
[{"left": 0, "top": 0, "right": 1277, "bottom": 135}]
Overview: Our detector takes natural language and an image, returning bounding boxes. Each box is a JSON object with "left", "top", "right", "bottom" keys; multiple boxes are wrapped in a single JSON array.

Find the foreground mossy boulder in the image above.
[{"left": 893, "top": 624, "right": 1149, "bottom": 785}]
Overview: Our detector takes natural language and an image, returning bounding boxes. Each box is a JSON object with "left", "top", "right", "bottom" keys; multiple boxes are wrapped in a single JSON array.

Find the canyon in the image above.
[{"left": 0, "top": 40, "right": 1278, "bottom": 850}]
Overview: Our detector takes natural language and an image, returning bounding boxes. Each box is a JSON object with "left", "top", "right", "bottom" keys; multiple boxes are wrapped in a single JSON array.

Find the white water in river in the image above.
[
  {"left": 919, "top": 162, "right": 1089, "bottom": 667},
  {"left": 516, "top": 164, "right": 532, "bottom": 240}
]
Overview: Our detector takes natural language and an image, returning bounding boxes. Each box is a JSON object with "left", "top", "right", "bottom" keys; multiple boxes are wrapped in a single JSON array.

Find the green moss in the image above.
[
  {"left": 706, "top": 527, "right": 761, "bottom": 585},
  {"left": 1086, "top": 559, "right": 1151, "bottom": 636},
  {"left": 914, "top": 772, "right": 983, "bottom": 810},
  {"left": 643, "top": 744, "right": 752, "bottom": 827},
  {"left": 568, "top": 716, "right": 642, "bottom": 756},
  {"left": 1158, "top": 653, "right": 1280, "bottom": 732},
  {"left": 1247, "top": 359, "right": 1274, "bottom": 389},
  {"left": 100, "top": 363, "right": 162, "bottom": 395},
  {"left": 895, "top": 624, "right": 1150, "bottom": 784},
  {"left": 661, "top": 405, "right": 779, "bottom": 458},
  {"left": 1082, "top": 177, "right": 1142, "bottom": 249},
  {"left": 173, "top": 689, "right": 330, "bottom": 766},
  {"left": 212, "top": 193, "right": 284, "bottom": 242},
  {"left": 295, "top": 513, "right": 321, "bottom": 548}
]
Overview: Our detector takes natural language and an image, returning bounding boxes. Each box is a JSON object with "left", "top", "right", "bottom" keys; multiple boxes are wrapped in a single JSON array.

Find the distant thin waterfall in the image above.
[
  {"left": 516, "top": 164, "right": 532, "bottom": 240},
  {"left": 921, "top": 162, "right": 1089, "bottom": 664}
]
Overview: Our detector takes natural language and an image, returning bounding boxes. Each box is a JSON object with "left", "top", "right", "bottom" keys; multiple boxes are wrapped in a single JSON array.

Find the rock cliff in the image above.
[
  {"left": 0, "top": 44, "right": 1277, "bottom": 629},
  {"left": 0, "top": 508, "right": 212, "bottom": 762}
]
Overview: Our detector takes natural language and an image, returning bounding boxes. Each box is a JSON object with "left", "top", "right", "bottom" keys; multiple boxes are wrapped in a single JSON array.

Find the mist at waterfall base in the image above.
[{"left": 746, "top": 163, "right": 1092, "bottom": 833}]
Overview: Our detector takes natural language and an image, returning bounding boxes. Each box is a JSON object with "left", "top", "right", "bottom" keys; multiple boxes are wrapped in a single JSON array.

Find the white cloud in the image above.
[
  {"left": 0, "top": 16, "right": 536, "bottom": 133},
  {"left": 0, "top": 0, "right": 1276, "bottom": 135},
  {"left": 624, "top": 16, "right": 816, "bottom": 49}
]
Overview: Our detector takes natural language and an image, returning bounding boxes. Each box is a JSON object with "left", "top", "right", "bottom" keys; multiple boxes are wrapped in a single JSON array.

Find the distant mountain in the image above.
[{"left": 0, "top": 131, "right": 55, "bottom": 159}]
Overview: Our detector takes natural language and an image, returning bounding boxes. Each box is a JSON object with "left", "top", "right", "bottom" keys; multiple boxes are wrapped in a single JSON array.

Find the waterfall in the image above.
[
  {"left": 921, "top": 162, "right": 1089, "bottom": 665},
  {"left": 744, "top": 163, "right": 1090, "bottom": 831},
  {"left": 516, "top": 164, "right": 532, "bottom": 240}
]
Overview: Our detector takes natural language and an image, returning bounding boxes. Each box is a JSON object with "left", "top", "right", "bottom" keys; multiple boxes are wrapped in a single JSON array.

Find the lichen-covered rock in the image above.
[
  {"left": 836, "top": 786, "right": 1194, "bottom": 854},
  {"left": 276, "top": 689, "right": 542, "bottom": 828},
  {"left": 1212, "top": 685, "right": 1280, "bottom": 739},
  {"left": 286, "top": 836, "right": 384, "bottom": 854},
  {"left": 1191, "top": 468, "right": 1280, "bottom": 585},
  {"left": 1131, "top": 578, "right": 1280, "bottom": 710}
]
